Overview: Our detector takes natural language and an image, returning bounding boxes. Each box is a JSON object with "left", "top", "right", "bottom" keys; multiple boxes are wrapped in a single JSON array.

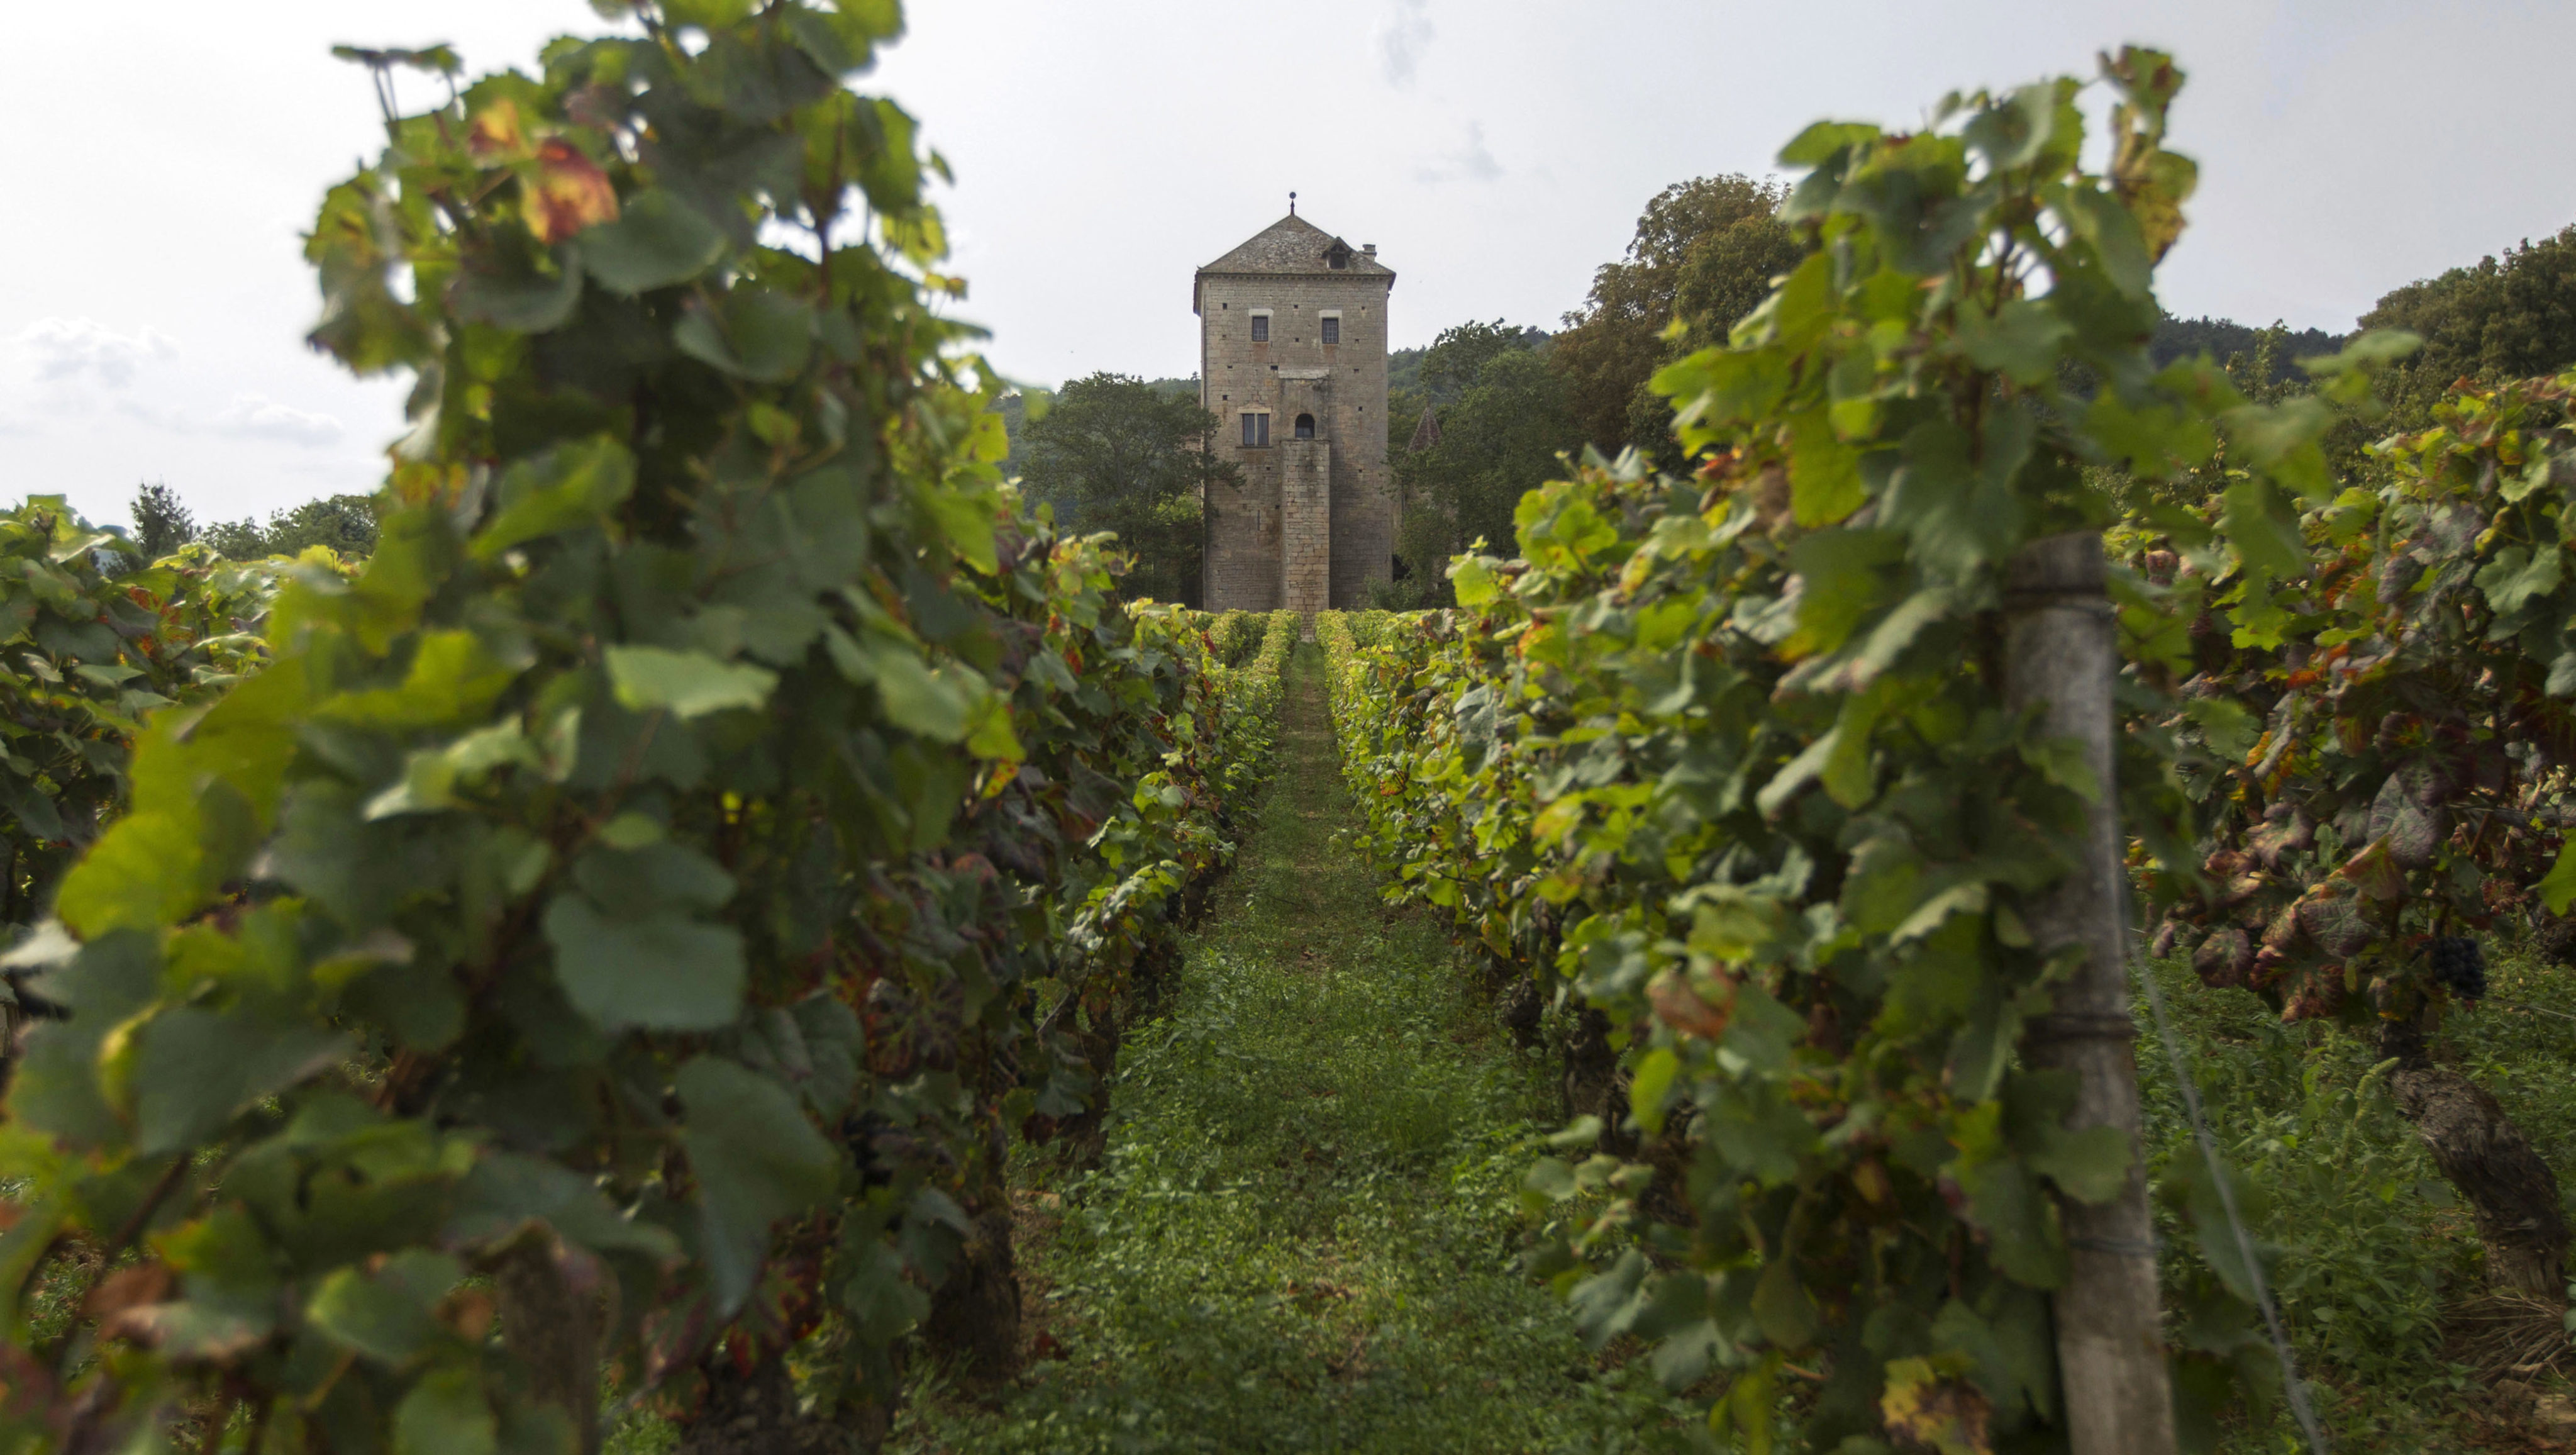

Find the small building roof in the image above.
[
  {"left": 1407, "top": 408, "right": 1442, "bottom": 452},
  {"left": 1194, "top": 213, "right": 1394, "bottom": 313}
]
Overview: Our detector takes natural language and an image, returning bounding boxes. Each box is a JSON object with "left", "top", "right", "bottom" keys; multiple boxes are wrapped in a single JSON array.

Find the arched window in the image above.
[{"left": 1294, "top": 413, "right": 1315, "bottom": 439}]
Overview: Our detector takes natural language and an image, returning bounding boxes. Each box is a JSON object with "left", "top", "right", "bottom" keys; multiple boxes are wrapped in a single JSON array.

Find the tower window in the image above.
[
  {"left": 1240, "top": 411, "right": 1270, "bottom": 447},
  {"left": 1250, "top": 314, "right": 1270, "bottom": 343},
  {"left": 1320, "top": 316, "right": 1340, "bottom": 345},
  {"left": 1294, "top": 413, "right": 1315, "bottom": 439}
]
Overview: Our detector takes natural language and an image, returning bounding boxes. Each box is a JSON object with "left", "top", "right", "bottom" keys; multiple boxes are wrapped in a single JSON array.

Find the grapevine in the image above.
[
  {"left": 1317, "top": 51, "right": 2362, "bottom": 1443},
  {"left": 0, "top": 9, "right": 1289, "bottom": 1451}
]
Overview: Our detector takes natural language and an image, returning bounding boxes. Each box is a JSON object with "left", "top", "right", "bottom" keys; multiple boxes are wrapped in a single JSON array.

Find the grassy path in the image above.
[{"left": 891, "top": 644, "right": 1697, "bottom": 1454}]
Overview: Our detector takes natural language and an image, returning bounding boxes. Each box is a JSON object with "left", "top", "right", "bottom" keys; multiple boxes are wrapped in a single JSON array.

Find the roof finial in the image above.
[{"left": 1289, "top": 191, "right": 1296, "bottom": 216}]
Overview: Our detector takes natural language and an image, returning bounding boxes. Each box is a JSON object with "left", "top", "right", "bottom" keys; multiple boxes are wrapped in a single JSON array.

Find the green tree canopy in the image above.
[
  {"left": 1384, "top": 323, "right": 1548, "bottom": 495},
  {"left": 1415, "top": 319, "right": 1545, "bottom": 403},
  {"left": 1389, "top": 326, "right": 1574, "bottom": 599},
  {"left": 2362, "top": 223, "right": 2576, "bottom": 421},
  {"left": 1016, "top": 372, "right": 1232, "bottom": 605},
  {"left": 126, "top": 484, "right": 377, "bottom": 562},
  {"left": 196, "top": 486, "right": 376, "bottom": 556},
  {"left": 127, "top": 482, "right": 194, "bottom": 559},
  {"left": 1549, "top": 174, "right": 1804, "bottom": 465},
  {"left": 2150, "top": 313, "right": 2342, "bottom": 381}
]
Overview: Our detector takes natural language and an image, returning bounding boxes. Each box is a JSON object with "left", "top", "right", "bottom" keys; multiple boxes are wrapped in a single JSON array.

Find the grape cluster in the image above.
[{"left": 2428, "top": 935, "right": 2487, "bottom": 1001}]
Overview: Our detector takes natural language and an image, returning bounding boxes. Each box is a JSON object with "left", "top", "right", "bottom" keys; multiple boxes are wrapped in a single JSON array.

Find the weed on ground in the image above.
[
  {"left": 889, "top": 645, "right": 1703, "bottom": 1454},
  {"left": 2138, "top": 949, "right": 2576, "bottom": 1450}
]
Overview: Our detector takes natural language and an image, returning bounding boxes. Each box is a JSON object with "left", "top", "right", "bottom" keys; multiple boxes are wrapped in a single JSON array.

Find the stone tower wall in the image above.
[
  {"left": 1279, "top": 440, "right": 1331, "bottom": 614},
  {"left": 1197, "top": 267, "right": 1392, "bottom": 611}
]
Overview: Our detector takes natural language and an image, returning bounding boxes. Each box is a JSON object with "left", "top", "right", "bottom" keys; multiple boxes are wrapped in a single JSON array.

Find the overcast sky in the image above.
[{"left": 6, "top": 0, "right": 2571, "bottom": 532}]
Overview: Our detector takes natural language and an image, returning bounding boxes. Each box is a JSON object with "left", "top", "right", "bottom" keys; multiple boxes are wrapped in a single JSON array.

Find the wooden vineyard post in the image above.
[{"left": 2003, "top": 532, "right": 2178, "bottom": 1454}]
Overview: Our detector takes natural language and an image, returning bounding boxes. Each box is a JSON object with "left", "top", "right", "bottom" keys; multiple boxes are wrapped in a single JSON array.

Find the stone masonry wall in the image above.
[
  {"left": 1279, "top": 440, "right": 1331, "bottom": 614},
  {"left": 1197, "top": 265, "right": 1393, "bottom": 611}
]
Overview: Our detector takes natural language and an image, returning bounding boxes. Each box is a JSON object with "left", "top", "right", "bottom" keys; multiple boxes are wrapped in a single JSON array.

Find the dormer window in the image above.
[
  {"left": 1324, "top": 240, "right": 1352, "bottom": 270},
  {"left": 1250, "top": 309, "right": 1271, "bottom": 343}
]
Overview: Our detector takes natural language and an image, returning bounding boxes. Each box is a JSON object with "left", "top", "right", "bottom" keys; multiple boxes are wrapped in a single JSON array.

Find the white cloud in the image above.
[
  {"left": 1379, "top": 0, "right": 1433, "bottom": 87},
  {"left": 114, "top": 394, "right": 347, "bottom": 450},
  {"left": 204, "top": 395, "right": 346, "bottom": 448},
  {"left": 11, "top": 318, "right": 179, "bottom": 389},
  {"left": 3, "top": 323, "right": 345, "bottom": 449},
  {"left": 1414, "top": 121, "right": 1502, "bottom": 185}
]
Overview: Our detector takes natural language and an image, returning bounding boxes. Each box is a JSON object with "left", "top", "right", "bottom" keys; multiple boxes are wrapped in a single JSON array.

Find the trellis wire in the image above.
[{"left": 2122, "top": 878, "right": 2331, "bottom": 1454}]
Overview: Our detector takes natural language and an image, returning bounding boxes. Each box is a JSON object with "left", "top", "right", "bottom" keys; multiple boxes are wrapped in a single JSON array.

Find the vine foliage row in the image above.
[
  {"left": 2, "top": 515, "right": 295, "bottom": 934},
  {"left": 1317, "top": 50, "right": 2421, "bottom": 1449},
  {"left": 0, "top": 7, "right": 1289, "bottom": 1452}
]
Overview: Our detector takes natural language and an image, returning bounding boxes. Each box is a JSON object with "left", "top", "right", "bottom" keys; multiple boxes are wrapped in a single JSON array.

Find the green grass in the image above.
[
  {"left": 2136, "top": 946, "right": 2576, "bottom": 1449},
  {"left": 889, "top": 645, "right": 1703, "bottom": 1454}
]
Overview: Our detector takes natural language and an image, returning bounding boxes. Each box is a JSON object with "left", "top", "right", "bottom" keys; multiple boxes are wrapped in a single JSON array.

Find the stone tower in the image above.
[{"left": 1194, "top": 212, "right": 1395, "bottom": 613}]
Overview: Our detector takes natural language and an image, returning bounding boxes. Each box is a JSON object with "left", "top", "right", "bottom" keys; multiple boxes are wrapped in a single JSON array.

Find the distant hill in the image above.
[{"left": 1389, "top": 345, "right": 1425, "bottom": 397}]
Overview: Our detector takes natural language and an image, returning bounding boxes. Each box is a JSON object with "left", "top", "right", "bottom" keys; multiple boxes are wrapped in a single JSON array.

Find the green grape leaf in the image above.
[
  {"left": 2026, "top": 1125, "right": 2133, "bottom": 1205},
  {"left": 1787, "top": 410, "right": 1865, "bottom": 527},
  {"left": 674, "top": 292, "right": 814, "bottom": 382},
  {"left": 580, "top": 189, "right": 728, "bottom": 293},
  {"left": 472, "top": 437, "right": 637, "bottom": 560},
  {"left": 606, "top": 645, "right": 777, "bottom": 720},
  {"left": 130, "top": 1008, "right": 356, "bottom": 1157},
  {"left": 452, "top": 244, "right": 584, "bottom": 333},
  {"left": 676, "top": 1057, "right": 840, "bottom": 1313},
  {"left": 448, "top": 1151, "right": 684, "bottom": 1261},
  {"left": 835, "top": 635, "right": 979, "bottom": 742},
  {"left": 1955, "top": 298, "right": 2075, "bottom": 385},
  {"left": 394, "top": 1368, "right": 497, "bottom": 1455},
  {"left": 543, "top": 893, "right": 745, "bottom": 1034},
  {"left": 1750, "top": 1257, "right": 1818, "bottom": 1349},
  {"left": 1629, "top": 1047, "right": 1681, "bottom": 1135},
  {"left": 2541, "top": 839, "right": 2576, "bottom": 917},
  {"left": 307, "top": 1251, "right": 461, "bottom": 1366}
]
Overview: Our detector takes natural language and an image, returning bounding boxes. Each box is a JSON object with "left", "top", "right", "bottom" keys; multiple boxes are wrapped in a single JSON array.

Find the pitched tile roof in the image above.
[{"left": 1197, "top": 214, "right": 1393, "bottom": 279}]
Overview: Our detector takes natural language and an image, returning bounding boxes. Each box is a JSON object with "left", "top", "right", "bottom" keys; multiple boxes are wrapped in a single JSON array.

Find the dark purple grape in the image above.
[{"left": 2428, "top": 935, "right": 2486, "bottom": 1001}]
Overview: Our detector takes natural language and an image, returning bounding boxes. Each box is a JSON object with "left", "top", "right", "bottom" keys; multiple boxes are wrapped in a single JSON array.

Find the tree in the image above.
[
  {"left": 1417, "top": 319, "right": 1541, "bottom": 401},
  {"left": 2364, "top": 223, "right": 2576, "bottom": 382},
  {"left": 2150, "top": 313, "right": 2341, "bottom": 380},
  {"left": 198, "top": 493, "right": 380, "bottom": 560},
  {"left": 1384, "top": 322, "right": 1546, "bottom": 492},
  {"left": 1389, "top": 324, "right": 1577, "bottom": 596},
  {"left": 1550, "top": 176, "right": 1804, "bottom": 467},
  {"left": 128, "top": 481, "right": 195, "bottom": 558},
  {"left": 260, "top": 493, "right": 380, "bottom": 555},
  {"left": 1016, "top": 372, "right": 1233, "bottom": 605},
  {"left": 992, "top": 387, "right": 1044, "bottom": 477},
  {"left": 2361, "top": 223, "right": 2576, "bottom": 425}
]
